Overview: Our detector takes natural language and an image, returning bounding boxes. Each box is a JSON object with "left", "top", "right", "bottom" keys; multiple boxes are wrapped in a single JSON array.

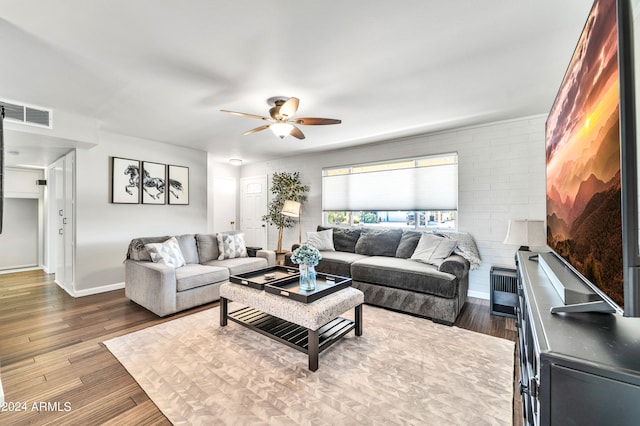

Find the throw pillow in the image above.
[
  {"left": 217, "top": 231, "right": 248, "bottom": 260},
  {"left": 306, "top": 229, "right": 335, "bottom": 251},
  {"left": 354, "top": 228, "right": 403, "bottom": 257},
  {"left": 145, "top": 237, "right": 186, "bottom": 268},
  {"left": 317, "top": 226, "right": 361, "bottom": 253},
  {"left": 410, "top": 233, "right": 458, "bottom": 267},
  {"left": 395, "top": 230, "right": 423, "bottom": 258}
]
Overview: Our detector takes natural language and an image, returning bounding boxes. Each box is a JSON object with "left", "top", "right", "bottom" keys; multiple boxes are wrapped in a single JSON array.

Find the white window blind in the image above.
[{"left": 322, "top": 156, "right": 458, "bottom": 211}]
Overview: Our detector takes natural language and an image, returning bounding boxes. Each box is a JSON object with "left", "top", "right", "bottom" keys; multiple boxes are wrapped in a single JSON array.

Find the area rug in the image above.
[{"left": 104, "top": 304, "right": 514, "bottom": 425}]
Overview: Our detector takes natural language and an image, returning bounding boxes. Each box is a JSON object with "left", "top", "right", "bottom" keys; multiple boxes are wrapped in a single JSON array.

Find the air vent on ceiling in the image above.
[{"left": 0, "top": 99, "right": 52, "bottom": 128}]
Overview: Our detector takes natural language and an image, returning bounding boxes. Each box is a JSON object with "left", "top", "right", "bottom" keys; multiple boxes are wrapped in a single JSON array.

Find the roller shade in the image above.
[{"left": 322, "top": 163, "right": 458, "bottom": 211}]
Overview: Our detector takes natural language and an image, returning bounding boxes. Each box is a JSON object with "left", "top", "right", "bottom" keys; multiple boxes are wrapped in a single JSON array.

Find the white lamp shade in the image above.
[
  {"left": 281, "top": 200, "right": 301, "bottom": 217},
  {"left": 503, "top": 219, "right": 546, "bottom": 247}
]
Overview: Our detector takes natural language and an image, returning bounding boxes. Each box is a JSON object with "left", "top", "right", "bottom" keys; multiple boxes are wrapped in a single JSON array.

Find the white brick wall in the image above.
[{"left": 241, "top": 114, "right": 547, "bottom": 298}]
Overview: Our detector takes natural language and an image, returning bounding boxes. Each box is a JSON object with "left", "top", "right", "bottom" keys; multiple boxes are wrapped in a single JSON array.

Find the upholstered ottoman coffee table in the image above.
[{"left": 219, "top": 282, "right": 364, "bottom": 371}]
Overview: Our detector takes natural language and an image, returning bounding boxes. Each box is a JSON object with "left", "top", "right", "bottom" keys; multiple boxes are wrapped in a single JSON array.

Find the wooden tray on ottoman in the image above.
[
  {"left": 265, "top": 273, "right": 352, "bottom": 303},
  {"left": 229, "top": 266, "right": 299, "bottom": 290}
]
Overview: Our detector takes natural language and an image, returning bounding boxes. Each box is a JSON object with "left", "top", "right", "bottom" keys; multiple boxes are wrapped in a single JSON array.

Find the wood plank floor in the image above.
[{"left": 0, "top": 270, "right": 520, "bottom": 425}]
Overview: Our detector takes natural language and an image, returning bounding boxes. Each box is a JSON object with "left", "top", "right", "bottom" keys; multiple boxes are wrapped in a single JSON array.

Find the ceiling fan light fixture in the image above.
[{"left": 270, "top": 122, "right": 294, "bottom": 139}]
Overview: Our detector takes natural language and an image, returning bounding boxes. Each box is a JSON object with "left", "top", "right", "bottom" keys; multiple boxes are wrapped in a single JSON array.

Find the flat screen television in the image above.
[{"left": 545, "top": 0, "right": 640, "bottom": 316}]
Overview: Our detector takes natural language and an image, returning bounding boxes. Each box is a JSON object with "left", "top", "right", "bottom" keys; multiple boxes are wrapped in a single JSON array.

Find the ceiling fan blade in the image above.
[
  {"left": 279, "top": 97, "right": 299, "bottom": 119},
  {"left": 294, "top": 117, "right": 342, "bottom": 125},
  {"left": 220, "top": 109, "right": 272, "bottom": 121},
  {"left": 243, "top": 124, "right": 271, "bottom": 135},
  {"left": 290, "top": 125, "right": 305, "bottom": 140}
]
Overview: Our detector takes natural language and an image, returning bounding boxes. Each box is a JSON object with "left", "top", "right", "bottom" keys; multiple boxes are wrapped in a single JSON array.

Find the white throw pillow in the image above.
[
  {"left": 145, "top": 237, "right": 186, "bottom": 268},
  {"left": 411, "top": 233, "right": 457, "bottom": 267},
  {"left": 217, "top": 231, "right": 248, "bottom": 260},
  {"left": 306, "top": 229, "right": 335, "bottom": 251}
]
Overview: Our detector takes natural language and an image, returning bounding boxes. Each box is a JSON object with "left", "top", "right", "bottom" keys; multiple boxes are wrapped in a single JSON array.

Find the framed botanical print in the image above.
[
  {"left": 112, "top": 157, "right": 140, "bottom": 204},
  {"left": 168, "top": 165, "right": 189, "bottom": 205},
  {"left": 141, "top": 161, "right": 166, "bottom": 204}
]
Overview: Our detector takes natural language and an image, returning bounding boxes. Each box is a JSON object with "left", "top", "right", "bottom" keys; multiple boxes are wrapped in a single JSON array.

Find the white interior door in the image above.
[
  {"left": 240, "top": 176, "right": 268, "bottom": 249},
  {"left": 212, "top": 176, "right": 237, "bottom": 232}
]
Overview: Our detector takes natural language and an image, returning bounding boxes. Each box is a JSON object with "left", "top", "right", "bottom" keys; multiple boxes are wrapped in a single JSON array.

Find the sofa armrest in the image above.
[
  {"left": 256, "top": 250, "right": 276, "bottom": 267},
  {"left": 125, "top": 260, "right": 178, "bottom": 316},
  {"left": 438, "top": 254, "right": 470, "bottom": 282}
]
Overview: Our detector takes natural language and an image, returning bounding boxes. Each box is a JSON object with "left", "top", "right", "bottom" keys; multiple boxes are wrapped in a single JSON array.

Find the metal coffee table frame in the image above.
[{"left": 220, "top": 295, "right": 362, "bottom": 372}]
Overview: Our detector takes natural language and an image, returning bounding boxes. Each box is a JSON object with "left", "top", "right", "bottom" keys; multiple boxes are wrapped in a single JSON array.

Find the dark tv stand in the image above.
[{"left": 516, "top": 252, "right": 640, "bottom": 425}]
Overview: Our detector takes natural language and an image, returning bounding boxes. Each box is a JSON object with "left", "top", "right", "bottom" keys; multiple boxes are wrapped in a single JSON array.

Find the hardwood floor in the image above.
[{"left": 0, "top": 270, "right": 520, "bottom": 425}]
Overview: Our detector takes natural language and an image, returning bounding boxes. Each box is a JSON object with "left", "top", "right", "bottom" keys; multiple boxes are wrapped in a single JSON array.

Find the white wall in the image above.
[
  {"left": 74, "top": 131, "right": 208, "bottom": 292},
  {"left": 241, "top": 115, "right": 546, "bottom": 297}
]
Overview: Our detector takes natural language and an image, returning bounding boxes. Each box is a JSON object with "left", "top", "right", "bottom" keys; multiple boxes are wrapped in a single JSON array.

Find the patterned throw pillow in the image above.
[
  {"left": 145, "top": 237, "right": 186, "bottom": 268},
  {"left": 217, "top": 231, "right": 248, "bottom": 260}
]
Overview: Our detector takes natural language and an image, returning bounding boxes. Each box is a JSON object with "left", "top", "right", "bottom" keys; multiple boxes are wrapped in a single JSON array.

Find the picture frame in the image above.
[
  {"left": 111, "top": 157, "right": 140, "bottom": 204},
  {"left": 141, "top": 161, "right": 167, "bottom": 205},
  {"left": 168, "top": 165, "right": 189, "bottom": 205}
]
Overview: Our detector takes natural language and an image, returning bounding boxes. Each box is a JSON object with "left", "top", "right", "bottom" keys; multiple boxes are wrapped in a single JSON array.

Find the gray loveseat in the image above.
[
  {"left": 125, "top": 234, "right": 276, "bottom": 316},
  {"left": 286, "top": 226, "right": 479, "bottom": 325}
]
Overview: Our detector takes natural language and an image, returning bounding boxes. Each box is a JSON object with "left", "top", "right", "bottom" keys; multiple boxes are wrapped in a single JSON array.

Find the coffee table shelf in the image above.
[{"left": 227, "top": 306, "right": 356, "bottom": 356}]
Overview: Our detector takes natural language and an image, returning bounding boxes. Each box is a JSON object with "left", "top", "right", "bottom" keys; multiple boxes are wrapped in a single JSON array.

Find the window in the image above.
[{"left": 322, "top": 154, "right": 458, "bottom": 230}]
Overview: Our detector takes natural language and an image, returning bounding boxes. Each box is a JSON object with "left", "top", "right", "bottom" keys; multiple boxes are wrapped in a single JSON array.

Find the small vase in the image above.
[{"left": 299, "top": 263, "right": 317, "bottom": 291}]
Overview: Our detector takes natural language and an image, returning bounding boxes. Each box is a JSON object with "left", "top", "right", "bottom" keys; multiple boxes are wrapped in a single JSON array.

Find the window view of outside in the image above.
[
  {"left": 323, "top": 153, "right": 458, "bottom": 230},
  {"left": 326, "top": 210, "right": 456, "bottom": 229}
]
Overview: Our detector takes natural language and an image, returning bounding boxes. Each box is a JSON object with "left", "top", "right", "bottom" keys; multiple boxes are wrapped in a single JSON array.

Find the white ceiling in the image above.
[{"left": 0, "top": 0, "right": 592, "bottom": 167}]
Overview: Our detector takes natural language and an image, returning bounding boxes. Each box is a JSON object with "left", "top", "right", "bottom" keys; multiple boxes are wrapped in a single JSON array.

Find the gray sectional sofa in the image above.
[
  {"left": 125, "top": 233, "right": 276, "bottom": 316},
  {"left": 286, "top": 226, "right": 478, "bottom": 325}
]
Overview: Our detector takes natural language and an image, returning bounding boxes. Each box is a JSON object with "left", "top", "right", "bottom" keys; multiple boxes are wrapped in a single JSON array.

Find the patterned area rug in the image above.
[{"left": 104, "top": 304, "right": 514, "bottom": 425}]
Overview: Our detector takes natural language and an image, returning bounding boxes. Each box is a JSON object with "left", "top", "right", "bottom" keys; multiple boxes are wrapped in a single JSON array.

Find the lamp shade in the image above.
[
  {"left": 281, "top": 200, "right": 301, "bottom": 217},
  {"left": 503, "top": 219, "right": 546, "bottom": 248}
]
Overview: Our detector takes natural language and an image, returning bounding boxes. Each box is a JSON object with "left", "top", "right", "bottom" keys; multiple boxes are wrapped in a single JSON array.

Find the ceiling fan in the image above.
[{"left": 220, "top": 96, "right": 341, "bottom": 140}]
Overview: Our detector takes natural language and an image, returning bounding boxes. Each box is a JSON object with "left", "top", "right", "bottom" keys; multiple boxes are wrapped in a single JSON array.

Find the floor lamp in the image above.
[{"left": 281, "top": 200, "right": 302, "bottom": 244}]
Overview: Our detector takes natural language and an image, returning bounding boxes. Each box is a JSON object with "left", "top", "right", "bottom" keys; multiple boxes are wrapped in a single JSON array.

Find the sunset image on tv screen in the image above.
[{"left": 545, "top": 0, "right": 624, "bottom": 308}]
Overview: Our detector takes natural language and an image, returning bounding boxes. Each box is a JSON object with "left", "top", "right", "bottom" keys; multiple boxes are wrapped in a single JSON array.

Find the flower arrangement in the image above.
[{"left": 290, "top": 243, "right": 322, "bottom": 266}]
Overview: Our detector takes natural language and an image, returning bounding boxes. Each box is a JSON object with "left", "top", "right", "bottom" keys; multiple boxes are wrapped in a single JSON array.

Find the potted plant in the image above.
[{"left": 262, "top": 171, "right": 310, "bottom": 253}]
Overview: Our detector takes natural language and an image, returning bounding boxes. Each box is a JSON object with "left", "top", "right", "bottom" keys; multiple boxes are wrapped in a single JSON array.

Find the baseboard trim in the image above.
[
  {"left": 0, "top": 266, "right": 41, "bottom": 275},
  {"left": 468, "top": 289, "right": 489, "bottom": 300},
  {"left": 74, "top": 282, "right": 125, "bottom": 297}
]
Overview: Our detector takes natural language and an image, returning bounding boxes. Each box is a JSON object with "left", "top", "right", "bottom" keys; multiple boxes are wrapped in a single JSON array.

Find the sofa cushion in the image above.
[
  {"left": 411, "top": 233, "right": 457, "bottom": 267},
  {"left": 314, "top": 251, "right": 368, "bottom": 278},
  {"left": 175, "top": 234, "right": 199, "bottom": 264},
  {"left": 395, "top": 230, "right": 422, "bottom": 258},
  {"left": 307, "top": 229, "right": 335, "bottom": 251},
  {"left": 351, "top": 256, "right": 458, "bottom": 298},
  {"left": 175, "top": 264, "right": 229, "bottom": 292},
  {"left": 145, "top": 237, "right": 186, "bottom": 268},
  {"left": 204, "top": 256, "right": 268, "bottom": 276},
  {"left": 217, "top": 231, "right": 248, "bottom": 260},
  {"left": 318, "top": 226, "right": 361, "bottom": 253},
  {"left": 196, "top": 234, "right": 220, "bottom": 263},
  {"left": 355, "top": 228, "right": 403, "bottom": 257}
]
